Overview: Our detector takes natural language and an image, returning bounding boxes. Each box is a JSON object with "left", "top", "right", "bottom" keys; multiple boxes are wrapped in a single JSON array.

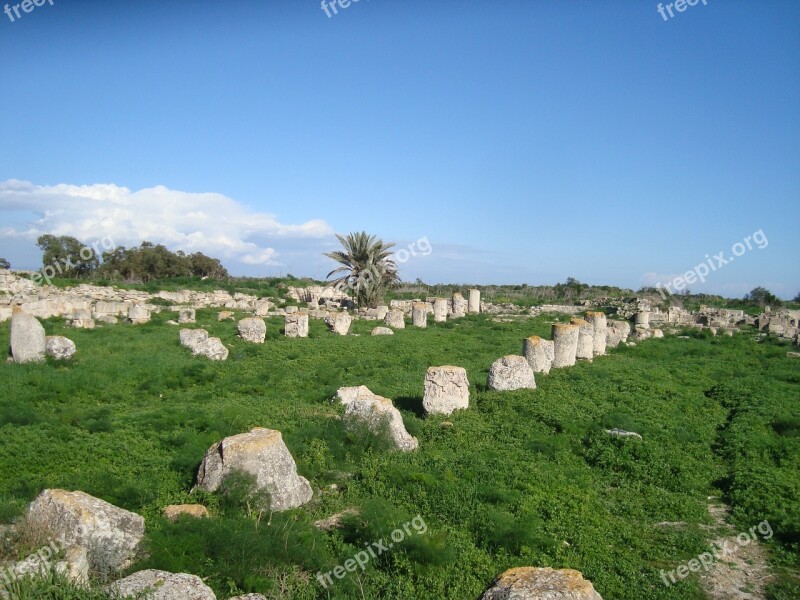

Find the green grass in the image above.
[{"left": 0, "top": 312, "right": 798, "bottom": 599}]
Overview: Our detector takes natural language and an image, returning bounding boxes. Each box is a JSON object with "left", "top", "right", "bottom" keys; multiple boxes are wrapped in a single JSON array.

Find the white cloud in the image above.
[{"left": 0, "top": 179, "right": 333, "bottom": 267}]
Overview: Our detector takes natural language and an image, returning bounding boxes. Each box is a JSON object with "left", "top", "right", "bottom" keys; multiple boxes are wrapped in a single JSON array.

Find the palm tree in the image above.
[{"left": 324, "top": 232, "right": 400, "bottom": 307}]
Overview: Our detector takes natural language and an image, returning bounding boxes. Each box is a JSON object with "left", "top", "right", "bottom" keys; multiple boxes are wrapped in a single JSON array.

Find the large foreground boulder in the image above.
[
  {"left": 45, "top": 335, "right": 76, "bottom": 360},
  {"left": 195, "top": 428, "right": 313, "bottom": 511},
  {"left": 339, "top": 386, "right": 418, "bottom": 451},
  {"left": 487, "top": 355, "right": 536, "bottom": 391},
  {"left": 481, "top": 567, "right": 603, "bottom": 600},
  {"left": 107, "top": 570, "right": 216, "bottom": 600},
  {"left": 423, "top": 366, "right": 469, "bottom": 415},
  {"left": 9, "top": 309, "right": 46, "bottom": 363},
  {"left": 27, "top": 489, "right": 145, "bottom": 573}
]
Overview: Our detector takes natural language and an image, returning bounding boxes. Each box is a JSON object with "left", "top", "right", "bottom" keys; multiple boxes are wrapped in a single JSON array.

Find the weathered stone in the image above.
[
  {"left": 45, "top": 336, "right": 76, "bottom": 360},
  {"left": 571, "top": 318, "right": 594, "bottom": 361},
  {"left": 68, "top": 308, "right": 95, "bottom": 329},
  {"left": 107, "top": 570, "right": 216, "bottom": 600},
  {"left": 630, "top": 326, "right": 652, "bottom": 341},
  {"left": 180, "top": 328, "right": 209, "bottom": 348},
  {"left": 371, "top": 326, "right": 394, "bottom": 336},
  {"left": 605, "top": 428, "right": 642, "bottom": 440},
  {"left": 238, "top": 318, "right": 266, "bottom": 344},
  {"left": 552, "top": 323, "right": 579, "bottom": 368},
  {"left": 585, "top": 311, "right": 607, "bottom": 356},
  {"left": 195, "top": 428, "right": 313, "bottom": 511},
  {"left": 480, "top": 567, "right": 603, "bottom": 600},
  {"left": 10, "top": 309, "right": 46, "bottom": 364},
  {"left": 341, "top": 389, "right": 419, "bottom": 451},
  {"left": 652, "top": 328, "right": 664, "bottom": 338},
  {"left": 325, "top": 313, "right": 352, "bottom": 336},
  {"left": 384, "top": 309, "right": 406, "bottom": 329},
  {"left": 605, "top": 321, "right": 630, "bottom": 348},
  {"left": 285, "top": 312, "right": 309, "bottom": 338},
  {"left": 412, "top": 302, "right": 428, "bottom": 328},
  {"left": 127, "top": 305, "right": 151, "bottom": 324},
  {"left": 228, "top": 595, "right": 268, "bottom": 600},
  {"left": 313, "top": 508, "right": 360, "bottom": 532},
  {"left": 178, "top": 308, "right": 196, "bottom": 324},
  {"left": 487, "top": 355, "right": 536, "bottom": 391},
  {"left": 95, "top": 315, "right": 118, "bottom": 325},
  {"left": 27, "top": 489, "right": 145, "bottom": 573},
  {"left": 451, "top": 292, "right": 467, "bottom": 317},
  {"left": 254, "top": 298, "right": 274, "bottom": 317},
  {"left": 217, "top": 311, "right": 234, "bottom": 321},
  {"left": 468, "top": 289, "right": 481, "bottom": 314},
  {"left": 162, "top": 504, "right": 209, "bottom": 522},
  {"left": 190, "top": 336, "right": 229, "bottom": 361},
  {"left": 423, "top": 366, "right": 469, "bottom": 415},
  {"left": 335, "top": 385, "right": 375, "bottom": 404},
  {"left": 433, "top": 298, "right": 448, "bottom": 322},
  {"left": 634, "top": 311, "right": 650, "bottom": 329},
  {"left": 523, "top": 336, "right": 554, "bottom": 374}
]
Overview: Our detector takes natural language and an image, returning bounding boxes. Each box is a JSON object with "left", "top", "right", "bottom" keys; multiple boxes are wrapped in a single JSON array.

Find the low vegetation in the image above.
[{"left": 0, "top": 309, "right": 798, "bottom": 598}]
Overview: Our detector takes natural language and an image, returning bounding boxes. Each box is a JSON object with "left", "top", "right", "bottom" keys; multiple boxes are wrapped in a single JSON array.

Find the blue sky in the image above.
[{"left": 1, "top": 0, "right": 798, "bottom": 298}]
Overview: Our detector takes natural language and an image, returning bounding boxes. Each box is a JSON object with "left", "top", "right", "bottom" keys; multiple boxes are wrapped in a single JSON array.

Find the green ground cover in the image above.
[{"left": 0, "top": 310, "right": 797, "bottom": 599}]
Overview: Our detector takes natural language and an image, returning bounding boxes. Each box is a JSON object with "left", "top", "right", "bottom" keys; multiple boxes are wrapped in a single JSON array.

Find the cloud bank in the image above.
[{"left": 0, "top": 179, "right": 333, "bottom": 268}]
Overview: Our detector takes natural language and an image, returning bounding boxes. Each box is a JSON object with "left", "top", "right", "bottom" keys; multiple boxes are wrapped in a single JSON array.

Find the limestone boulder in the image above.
[
  {"left": 180, "top": 328, "right": 209, "bottom": 348},
  {"left": 45, "top": 336, "right": 76, "bottom": 360},
  {"left": 371, "top": 326, "right": 394, "bottom": 336},
  {"left": 195, "top": 428, "right": 313, "bottom": 511},
  {"left": 191, "top": 337, "right": 229, "bottom": 361},
  {"left": 178, "top": 308, "right": 196, "bottom": 324},
  {"left": 423, "top": 366, "right": 469, "bottom": 415},
  {"left": 217, "top": 311, "right": 234, "bottom": 321},
  {"left": 605, "top": 321, "right": 630, "bottom": 348},
  {"left": 487, "top": 355, "right": 536, "bottom": 391},
  {"left": 384, "top": 309, "right": 405, "bottom": 329},
  {"left": 552, "top": 323, "right": 579, "bottom": 368},
  {"left": 523, "top": 336, "right": 554, "bottom": 374},
  {"left": 27, "top": 489, "right": 145, "bottom": 573},
  {"left": 162, "top": 504, "right": 209, "bottom": 522},
  {"left": 325, "top": 313, "right": 352, "bottom": 335},
  {"left": 340, "top": 389, "right": 418, "bottom": 452},
  {"left": 285, "top": 312, "right": 309, "bottom": 338},
  {"left": 107, "top": 570, "right": 216, "bottom": 600},
  {"left": 238, "top": 318, "right": 266, "bottom": 344},
  {"left": 127, "top": 305, "right": 151, "bottom": 324},
  {"left": 411, "top": 302, "right": 428, "bottom": 328},
  {"left": 10, "top": 309, "right": 46, "bottom": 364},
  {"left": 571, "top": 318, "right": 594, "bottom": 361},
  {"left": 228, "top": 596, "right": 267, "bottom": 600},
  {"left": 480, "top": 567, "right": 602, "bottom": 599},
  {"left": 335, "top": 385, "right": 376, "bottom": 404}
]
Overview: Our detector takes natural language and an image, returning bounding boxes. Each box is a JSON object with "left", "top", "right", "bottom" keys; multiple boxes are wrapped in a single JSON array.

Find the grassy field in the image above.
[{"left": 0, "top": 309, "right": 798, "bottom": 599}]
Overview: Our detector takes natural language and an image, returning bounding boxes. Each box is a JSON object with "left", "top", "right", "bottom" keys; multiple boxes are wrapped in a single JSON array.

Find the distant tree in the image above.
[
  {"left": 36, "top": 234, "right": 98, "bottom": 278},
  {"left": 97, "top": 243, "right": 227, "bottom": 282},
  {"left": 324, "top": 232, "right": 399, "bottom": 307},
  {"left": 744, "top": 287, "right": 782, "bottom": 307},
  {"left": 0, "top": 258, "right": 9, "bottom": 269},
  {"left": 794, "top": 291, "right": 800, "bottom": 303}
]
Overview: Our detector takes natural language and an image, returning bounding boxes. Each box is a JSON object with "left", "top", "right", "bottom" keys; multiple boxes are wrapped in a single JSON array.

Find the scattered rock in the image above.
[
  {"left": 9, "top": 309, "right": 46, "bottom": 364},
  {"left": 180, "top": 328, "right": 209, "bottom": 348},
  {"left": 384, "top": 309, "right": 405, "bottom": 329},
  {"left": 191, "top": 337, "right": 229, "bottom": 361},
  {"left": 285, "top": 312, "right": 309, "bottom": 338},
  {"left": 787, "top": 352, "right": 800, "bottom": 359},
  {"left": 342, "top": 390, "right": 419, "bottom": 451},
  {"left": 523, "top": 336, "right": 554, "bottom": 374},
  {"left": 68, "top": 309, "right": 95, "bottom": 329},
  {"left": 371, "top": 326, "right": 394, "bottom": 336},
  {"left": 127, "top": 305, "right": 151, "bottom": 324},
  {"left": 423, "top": 366, "right": 469, "bottom": 415},
  {"left": 605, "top": 428, "right": 642, "bottom": 440},
  {"left": 45, "top": 336, "right": 76, "bottom": 360},
  {"left": 107, "top": 570, "right": 216, "bottom": 600},
  {"left": 480, "top": 567, "right": 603, "bottom": 599},
  {"left": 195, "top": 428, "right": 313, "bottom": 511},
  {"left": 27, "top": 489, "right": 145, "bottom": 573},
  {"left": 178, "top": 308, "right": 196, "bottom": 324},
  {"left": 325, "top": 313, "right": 352, "bottom": 336},
  {"left": 335, "top": 385, "right": 376, "bottom": 405},
  {"left": 313, "top": 508, "right": 360, "bottom": 531},
  {"left": 237, "top": 318, "right": 266, "bottom": 344},
  {"left": 432, "top": 298, "right": 448, "bottom": 322},
  {"left": 162, "top": 504, "right": 209, "bottom": 522},
  {"left": 411, "top": 302, "right": 428, "bottom": 328},
  {"left": 487, "top": 355, "right": 536, "bottom": 391},
  {"left": 217, "top": 311, "right": 234, "bottom": 321}
]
